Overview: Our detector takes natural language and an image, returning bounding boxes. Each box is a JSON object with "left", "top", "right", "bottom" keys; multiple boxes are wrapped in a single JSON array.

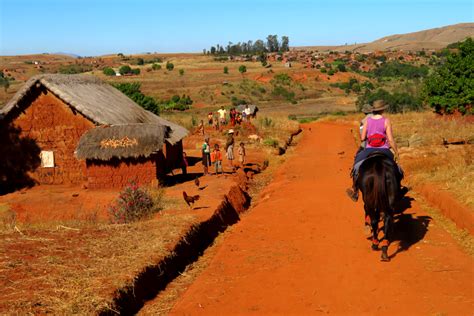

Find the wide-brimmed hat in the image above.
[
  {"left": 372, "top": 100, "right": 388, "bottom": 112},
  {"left": 361, "top": 104, "right": 373, "bottom": 114},
  {"left": 228, "top": 129, "right": 234, "bottom": 134}
]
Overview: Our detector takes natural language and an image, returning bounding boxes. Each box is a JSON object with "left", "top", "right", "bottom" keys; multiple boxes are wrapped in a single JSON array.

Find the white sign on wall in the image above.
[{"left": 40, "top": 151, "right": 54, "bottom": 168}]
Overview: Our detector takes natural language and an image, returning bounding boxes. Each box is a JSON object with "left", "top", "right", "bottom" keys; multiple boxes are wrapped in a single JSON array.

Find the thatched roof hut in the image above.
[
  {"left": 75, "top": 123, "right": 168, "bottom": 161},
  {"left": 0, "top": 74, "right": 188, "bottom": 145}
]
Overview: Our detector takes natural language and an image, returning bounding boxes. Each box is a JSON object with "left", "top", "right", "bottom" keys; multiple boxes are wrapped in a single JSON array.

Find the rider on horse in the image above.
[{"left": 347, "top": 100, "right": 403, "bottom": 202}]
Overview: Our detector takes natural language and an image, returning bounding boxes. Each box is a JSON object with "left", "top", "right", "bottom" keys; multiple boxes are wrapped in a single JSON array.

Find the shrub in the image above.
[
  {"left": 131, "top": 68, "right": 141, "bottom": 75},
  {"left": 108, "top": 181, "right": 156, "bottom": 224},
  {"left": 179, "top": 69, "right": 184, "bottom": 76},
  {"left": 328, "top": 69, "right": 335, "bottom": 76},
  {"left": 320, "top": 67, "right": 327, "bottom": 73},
  {"left": 263, "top": 138, "right": 279, "bottom": 148},
  {"left": 223, "top": 66, "right": 229, "bottom": 74},
  {"left": 166, "top": 61, "right": 174, "bottom": 71},
  {"left": 136, "top": 58, "right": 144, "bottom": 65},
  {"left": 271, "top": 73, "right": 293, "bottom": 86},
  {"left": 231, "top": 96, "right": 248, "bottom": 106},
  {"left": 337, "top": 63, "right": 347, "bottom": 72},
  {"left": 238, "top": 65, "right": 247, "bottom": 74},
  {"left": 103, "top": 67, "right": 116, "bottom": 76},
  {"left": 158, "top": 94, "right": 193, "bottom": 111},
  {"left": 58, "top": 64, "right": 92, "bottom": 74},
  {"left": 119, "top": 65, "right": 132, "bottom": 75},
  {"left": 259, "top": 117, "right": 275, "bottom": 128},
  {"left": 152, "top": 63, "right": 161, "bottom": 70}
]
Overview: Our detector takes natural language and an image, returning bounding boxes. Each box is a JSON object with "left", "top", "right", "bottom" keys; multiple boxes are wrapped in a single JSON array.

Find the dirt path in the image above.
[{"left": 170, "top": 122, "right": 473, "bottom": 315}]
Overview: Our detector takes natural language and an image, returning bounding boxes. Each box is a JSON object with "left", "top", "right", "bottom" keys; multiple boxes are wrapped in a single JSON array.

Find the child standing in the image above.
[
  {"left": 202, "top": 137, "right": 211, "bottom": 175},
  {"left": 238, "top": 142, "right": 246, "bottom": 168},
  {"left": 207, "top": 112, "right": 214, "bottom": 126},
  {"left": 210, "top": 144, "right": 223, "bottom": 175}
]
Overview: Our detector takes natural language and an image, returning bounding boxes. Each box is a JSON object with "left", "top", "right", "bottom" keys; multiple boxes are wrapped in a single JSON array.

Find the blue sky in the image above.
[{"left": 0, "top": 0, "right": 472, "bottom": 56}]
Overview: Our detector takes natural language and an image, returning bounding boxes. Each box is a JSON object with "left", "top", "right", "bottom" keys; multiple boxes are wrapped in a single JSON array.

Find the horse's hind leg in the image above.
[
  {"left": 371, "top": 211, "right": 380, "bottom": 250},
  {"left": 380, "top": 212, "right": 393, "bottom": 261},
  {"left": 364, "top": 204, "right": 372, "bottom": 234}
]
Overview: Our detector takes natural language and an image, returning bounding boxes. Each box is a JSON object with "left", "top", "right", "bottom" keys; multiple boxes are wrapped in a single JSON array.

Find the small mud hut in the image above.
[{"left": 0, "top": 74, "right": 188, "bottom": 191}]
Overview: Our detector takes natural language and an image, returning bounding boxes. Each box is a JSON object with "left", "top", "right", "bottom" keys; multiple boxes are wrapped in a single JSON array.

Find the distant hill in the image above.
[
  {"left": 53, "top": 52, "right": 81, "bottom": 58},
  {"left": 297, "top": 23, "right": 474, "bottom": 52}
]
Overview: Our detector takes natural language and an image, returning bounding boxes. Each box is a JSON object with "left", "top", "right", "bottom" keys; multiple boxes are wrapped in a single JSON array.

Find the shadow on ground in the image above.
[{"left": 389, "top": 193, "right": 431, "bottom": 259}]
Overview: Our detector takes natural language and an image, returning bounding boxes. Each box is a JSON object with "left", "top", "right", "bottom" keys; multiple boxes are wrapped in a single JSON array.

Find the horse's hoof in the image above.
[{"left": 371, "top": 243, "right": 379, "bottom": 250}]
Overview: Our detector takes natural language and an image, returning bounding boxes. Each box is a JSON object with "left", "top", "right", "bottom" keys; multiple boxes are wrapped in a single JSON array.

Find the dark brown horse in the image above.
[{"left": 357, "top": 154, "right": 400, "bottom": 261}]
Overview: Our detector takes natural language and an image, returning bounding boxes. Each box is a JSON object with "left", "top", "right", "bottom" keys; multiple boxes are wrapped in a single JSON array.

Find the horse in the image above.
[{"left": 357, "top": 153, "right": 400, "bottom": 261}]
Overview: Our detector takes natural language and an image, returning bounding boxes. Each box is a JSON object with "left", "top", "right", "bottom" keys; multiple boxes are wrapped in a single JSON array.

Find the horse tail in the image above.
[{"left": 372, "top": 159, "right": 389, "bottom": 212}]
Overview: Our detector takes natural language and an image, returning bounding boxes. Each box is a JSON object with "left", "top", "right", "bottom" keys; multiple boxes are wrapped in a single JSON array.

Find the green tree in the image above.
[
  {"left": 102, "top": 67, "right": 116, "bottom": 76},
  {"left": 238, "top": 65, "right": 247, "bottom": 75},
  {"left": 166, "top": 61, "right": 174, "bottom": 71},
  {"left": 112, "top": 82, "right": 159, "bottom": 115},
  {"left": 136, "top": 57, "right": 144, "bottom": 65},
  {"left": 423, "top": 38, "right": 474, "bottom": 114},
  {"left": 223, "top": 66, "right": 229, "bottom": 74},
  {"left": 281, "top": 36, "right": 289, "bottom": 52}
]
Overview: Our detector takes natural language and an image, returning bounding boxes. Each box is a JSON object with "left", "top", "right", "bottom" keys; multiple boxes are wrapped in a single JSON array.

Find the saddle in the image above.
[{"left": 352, "top": 151, "right": 402, "bottom": 180}]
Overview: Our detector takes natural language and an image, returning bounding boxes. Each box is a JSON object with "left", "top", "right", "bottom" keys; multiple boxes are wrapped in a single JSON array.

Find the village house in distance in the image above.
[{"left": 0, "top": 74, "right": 188, "bottom": 192}]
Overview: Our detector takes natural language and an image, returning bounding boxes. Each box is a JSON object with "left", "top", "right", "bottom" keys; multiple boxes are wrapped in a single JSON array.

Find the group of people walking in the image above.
[
  {"left": 202, "top": 129, "right": 246, "bottom": 176},
  {"left": 207, "top": 105, "right": 257, "bottom": 131}
]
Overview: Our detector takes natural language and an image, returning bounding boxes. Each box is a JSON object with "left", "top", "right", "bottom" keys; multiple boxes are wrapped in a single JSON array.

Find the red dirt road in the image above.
[{"left": 170, "top": 122, "right": 473, "bottom": 315}]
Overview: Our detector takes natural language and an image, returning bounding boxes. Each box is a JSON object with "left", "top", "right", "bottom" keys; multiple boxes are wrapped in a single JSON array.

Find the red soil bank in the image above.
[{"left": 418, "top": 184, "right": 474, "bottom": 234}]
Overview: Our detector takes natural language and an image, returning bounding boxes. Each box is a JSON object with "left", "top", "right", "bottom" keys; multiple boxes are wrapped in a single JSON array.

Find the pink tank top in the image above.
[{"left": 366, "top": 117, "right": 389, "bottom": 149}]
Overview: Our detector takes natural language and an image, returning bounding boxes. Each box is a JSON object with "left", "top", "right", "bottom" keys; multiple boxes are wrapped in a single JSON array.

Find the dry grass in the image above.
[
  {"left": 390, "top": 112, "right": 474, "bottom": 208},
  {"left": 0, "top": 207, "right": 197, "bottom": 314}
]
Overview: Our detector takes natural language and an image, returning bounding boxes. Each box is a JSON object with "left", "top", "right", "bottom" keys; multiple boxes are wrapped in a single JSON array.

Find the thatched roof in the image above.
[
  {"left": 0, "top": 74, "right": 187, "bottom": 144},
  {"left": 75, "top": 124, "right": 168, "bottom": 160}
]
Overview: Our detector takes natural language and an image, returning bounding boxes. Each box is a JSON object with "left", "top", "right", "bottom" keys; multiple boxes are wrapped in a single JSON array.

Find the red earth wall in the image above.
[
  {"left": 12, "top": 90, "right": 94, "bottom": 185},
  {"left": 85, "top": 155, "right": 165, "bottom": 189}
]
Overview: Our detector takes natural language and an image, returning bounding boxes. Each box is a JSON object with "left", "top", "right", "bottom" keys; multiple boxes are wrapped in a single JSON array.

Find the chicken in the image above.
[
  {"left": 194, "top": 176, "right": 200, "bottom": 188},
  {"left": 183, "top": 191, "right": 200, "bottom": 209}
]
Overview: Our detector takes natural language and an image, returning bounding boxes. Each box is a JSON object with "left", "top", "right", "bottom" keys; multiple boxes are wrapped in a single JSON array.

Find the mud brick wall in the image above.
[
  {"left": 86, "top": 155, "right": 166, "bottom": 189},
  {"left": 13, "top": 90, "right": 94, "bottom": 184}
]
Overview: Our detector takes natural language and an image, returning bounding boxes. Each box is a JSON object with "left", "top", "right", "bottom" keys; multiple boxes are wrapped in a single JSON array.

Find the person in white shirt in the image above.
[
  {"left": 217, "top": 106, "right": 227, "bottom": 126},
  {"left": 244, "top": 105, "right": 252, "bottom": 121}
]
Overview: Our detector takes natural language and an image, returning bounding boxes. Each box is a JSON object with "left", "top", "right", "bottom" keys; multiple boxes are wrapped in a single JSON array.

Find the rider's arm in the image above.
[
  {"left": 361, "top": 120, "right": 368, "bottom": 142},
  {"left": 385, "top": 118, "right": 399, "bottom": 159}
]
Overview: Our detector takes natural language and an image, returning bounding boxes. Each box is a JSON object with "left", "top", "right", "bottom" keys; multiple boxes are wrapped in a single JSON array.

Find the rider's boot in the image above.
[{"left": 346, "top": 178, "right": 359, "bottom": 202}]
